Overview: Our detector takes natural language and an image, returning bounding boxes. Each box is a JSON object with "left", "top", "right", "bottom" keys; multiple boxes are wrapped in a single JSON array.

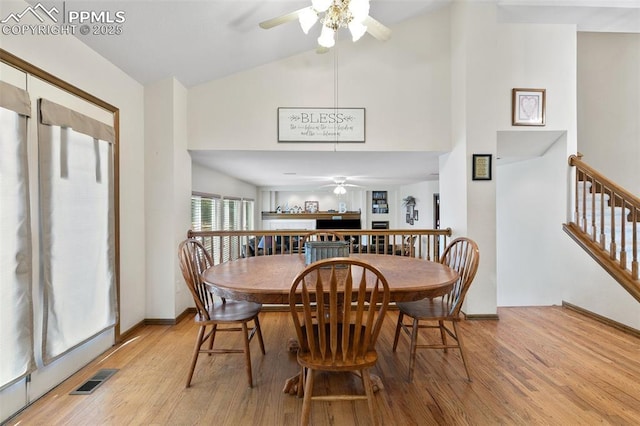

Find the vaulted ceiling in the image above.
[{"left": 62, "top": 0, "right": 640, "bottom": 189}]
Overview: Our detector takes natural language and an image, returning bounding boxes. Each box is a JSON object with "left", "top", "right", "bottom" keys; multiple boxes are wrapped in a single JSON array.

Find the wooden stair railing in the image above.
[
  {"left": 564, "top": 154, "right": 640, "bottom": 302},
  {"left": 186, "top": 229, "right": 452, "bottom": 266}
]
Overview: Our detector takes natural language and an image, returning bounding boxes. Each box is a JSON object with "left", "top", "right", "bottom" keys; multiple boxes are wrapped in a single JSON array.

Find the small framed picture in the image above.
[
  {"left": 304, "top": 201, "right": 319, "bottom": 213},
  {"left": 472, "top": 154, "right": 492, "bottom": 181},
  {"left": 512, "top": 88, "right": 545, "bottom": 126}
]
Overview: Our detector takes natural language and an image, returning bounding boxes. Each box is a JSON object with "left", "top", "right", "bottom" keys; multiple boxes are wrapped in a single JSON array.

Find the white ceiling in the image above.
[
  {"left": 69, "top": 0, "right": 640, "bottom": 88},
  {"left": 75, "top": 0, "right": 451, "bottom": 87},
  {"left": 191, "top": 150, "right": 443, "bottom": 188},
  {"left": 55, "top": 0, "right": 640, "bottom": 189}
]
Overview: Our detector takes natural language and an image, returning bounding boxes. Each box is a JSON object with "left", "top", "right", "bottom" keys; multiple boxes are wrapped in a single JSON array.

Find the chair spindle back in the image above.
[
  {"left": 179, "top": 239, "right": 217, "bottom": 320},
  {"left": 289, "top": 258, "right": 390, "bottom": 364},
  {"left": 439, "top": 237, "right": 480, "bottom": 316}
]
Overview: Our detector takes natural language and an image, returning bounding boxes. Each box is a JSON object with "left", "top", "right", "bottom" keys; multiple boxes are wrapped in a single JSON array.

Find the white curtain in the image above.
[
  {"left": 38, "top": 99, "right": 116, "bottom": 364},
  {"left": 0, "top": 81, "right": 35, "bottom": 390}
]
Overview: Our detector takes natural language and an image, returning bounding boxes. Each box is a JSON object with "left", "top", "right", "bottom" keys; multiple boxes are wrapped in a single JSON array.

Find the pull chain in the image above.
[{"left": 333, "top": 42, "right": 339, "bottom": 152}]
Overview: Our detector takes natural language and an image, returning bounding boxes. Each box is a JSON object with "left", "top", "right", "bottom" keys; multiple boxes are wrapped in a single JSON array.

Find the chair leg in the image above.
[
  {"left": 297, "top": 367, "right": 305, "bottom": 398},
  {"left": 452, "top": 321, "right": 472, "bottom": 382},
  {"left": 408, "top": 317, "right": 419, "bottom": 382},
  {"left": 208, "top": 324, "right": 217, "bottom": 354},
  {"left": 254, "top": 316, "right": 266, "bottom": 355},
  {"left": 301, "top": 368, "right": 314, "bottom": 426},
  {"left": 186, "top": 324, "right": 206, "bottom": 388},
  {"left": 392, "top": 311, "right": 404, "bottom": 352},
  {"left": 361, "top": 369, "right": 379, "bottom": 426},
  {"left": 439, "top": 320, "right": 448, "bottom": 353},
  {"left": 242, "top": 322, "right": 254, "bottom": 388}
]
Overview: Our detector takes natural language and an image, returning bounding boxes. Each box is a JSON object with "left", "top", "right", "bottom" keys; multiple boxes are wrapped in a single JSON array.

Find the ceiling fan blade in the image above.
[
  {"left": 259, "top": 8, "right": 307, "bottom": 29},
  {"left": 319, "top": 182, "right": 363, "bottom": 188},
  {"left": 363, "top": 16, "right": 392, "bottom": 41}
]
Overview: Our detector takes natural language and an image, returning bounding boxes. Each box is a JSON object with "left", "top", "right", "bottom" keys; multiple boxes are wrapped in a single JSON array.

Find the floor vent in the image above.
[{"left": 70, "top": 369, "right": 118, "bottom": 395}]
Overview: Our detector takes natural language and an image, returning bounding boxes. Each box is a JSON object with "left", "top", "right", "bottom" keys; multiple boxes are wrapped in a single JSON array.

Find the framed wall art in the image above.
[
  {"left": 512, "top": 88, "right": 545, "bottom": 126},
  {"left": 472, "top": 154, "right": 492, "bottom": 181},
  {"left": 278, "top": 107, "right": 365, "bottom": 142},
  {"left": 304, "top": 201, "right": 319, "bottom": 213}
]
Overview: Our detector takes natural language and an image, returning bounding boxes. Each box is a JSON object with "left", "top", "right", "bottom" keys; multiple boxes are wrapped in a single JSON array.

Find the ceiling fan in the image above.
[
  {"left": 259, "top": 0, "right": 392, "bottom": 49},
  {"left": 321, "top": 177, "right": 363, "bottom": 194}
]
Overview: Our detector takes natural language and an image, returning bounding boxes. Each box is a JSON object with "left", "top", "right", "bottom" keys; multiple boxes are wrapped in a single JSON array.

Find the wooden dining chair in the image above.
[
  {"left": 178, "top": 239, "right": 265, "bottom": 388},
  {"left": 392, "top": 237, "right": 480, "bottom": 382},
  {"left": 289, "top": 258, "right": 390, "bottom": 426}
]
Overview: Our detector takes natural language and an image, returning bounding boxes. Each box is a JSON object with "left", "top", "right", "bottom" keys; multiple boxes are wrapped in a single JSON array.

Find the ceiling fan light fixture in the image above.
[
  {"left": 312, "top": 0, "right": 332, "bottom": 12},
  {"left": 259, "top": 0, "right": 391, "bottom": 50},
  {"left": 318, "top": 25, "right": 336, "bottom": 48},
  {"left": 348, "top": 20, "right": 367, "bottom": 42},
  {"left": 299, "top": 7, "right": 318, "bottom": 34},
  {"left": 348, "top": 0, "right": 370, "bottom": 23},
  {"left": 333, "top": 185, "right": 347, "bottom": 195}
]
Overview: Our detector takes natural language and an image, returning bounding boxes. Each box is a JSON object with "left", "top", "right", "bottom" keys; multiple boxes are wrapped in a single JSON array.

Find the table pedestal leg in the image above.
[
  {"left": 283, "top": 338, "right": 383, "bottom": 396},
  {"left": 282, "top": 372, "right": 383, "bottom": 396}
]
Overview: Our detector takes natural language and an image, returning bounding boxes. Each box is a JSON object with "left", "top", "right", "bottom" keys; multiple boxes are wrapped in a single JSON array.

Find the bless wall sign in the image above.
[{"left": 277, "top": 107, "right": 365, "bottom": 143}]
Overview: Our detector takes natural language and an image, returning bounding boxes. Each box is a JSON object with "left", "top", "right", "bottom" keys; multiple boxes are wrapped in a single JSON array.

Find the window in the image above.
[
  {"left": 191, "top": 194, "right": 255, "bottom": 264},
  {"left": 242, "top": 199, "right": 254, "bottom": 231},
  {"left": 0, "top": 81, "right": 34, "bottom": 390},
  {"left": 38, "top": 99, "right": 117, "bottom": 364},
  {"left": 191, "top": 192, "right": 221, "bottom": 262},
  {"left": 222, "top": 198, "right": 241, "bottom": 262}
]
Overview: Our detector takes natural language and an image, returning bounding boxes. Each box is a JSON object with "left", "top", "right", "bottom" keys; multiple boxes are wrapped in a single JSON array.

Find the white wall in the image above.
[
  {"left": 192, "top": 162, "right": 258, "bottom": 200},
  {"left": 577, "top": 32, "right": 640, "bottom": 194},
  {"left": 495, "top": 27, "right": 640, "bottom": 328},
  {"left": 144, "top": 78, "right": 191, "bottom": 319},
  {"left": 0, "top": 4, "right": 146, "bottom": 333},
  {"left": 493, "top": 19, "right": 578, "bottom": 308},
  {"left": 497, "top": 134, "right": 568, "bottom": 305},
  {"left": 273, "top": 190, "right": 355, "bottom": 213},
  {"left": 441, "top": 2, "right": 499, "bottom": 315},
  {"left": 563, "top": 32, "right": 640, "bottom": 327},
  {"left": 562, "top": 239, "right": 640, "bottom": 329},
  {"left": 442, "top": 3, "right": 582, "bottom": 315},
  {"left": 187, "top": 8, "right": 451, "bottom": 155},
  {"left": 145, "top": 79, "right": 177, "bottom": 319},
  {"left": 173, "top": 80, "right": 193, "bottom": 315},
  {"left": 398, "top": 181, "right": 439, "bottom": 230}
]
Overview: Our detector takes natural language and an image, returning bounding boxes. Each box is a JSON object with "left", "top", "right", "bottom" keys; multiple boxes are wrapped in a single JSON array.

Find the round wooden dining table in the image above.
[{"left": 201, "top": 253, "right": 458, "bottom": 304}]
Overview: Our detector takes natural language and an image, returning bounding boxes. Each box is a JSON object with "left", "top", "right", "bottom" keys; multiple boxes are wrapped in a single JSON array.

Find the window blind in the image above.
[
  {"left": 0, "top": 81, "right": 35, "bottom": 391},
  {"left": 223, "top": 198, "right": 241, "bottom": 262},
  {"left": 38, "top": 99, "right": 116, "bottom": 364},
  {"left": 190, "top": 194, "right": 250, "bottom": 263},
  {"left": 191, "top": 193, "right": 221, "bottom": 263}
]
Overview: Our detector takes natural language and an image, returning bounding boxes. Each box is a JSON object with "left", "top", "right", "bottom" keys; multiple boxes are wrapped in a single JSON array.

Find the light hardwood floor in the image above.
[{"left": 8, "top": 306, "right": 640, "bottom": 425}]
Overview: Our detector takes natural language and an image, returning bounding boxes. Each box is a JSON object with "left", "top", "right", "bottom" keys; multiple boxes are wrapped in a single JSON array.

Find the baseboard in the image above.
[
  {"left": 463, "top": 313, "right": 500, "bottom": 320},
  {"left": 144, "top": 307, "right": 196, "bottom": 325},
  {"left": 144, "top": 318, "right": 178, "bottom": 325},
  {"left": 562, "top": 301, "right": 640, "bottom": 338},
  {"left": 117, "top": 308, "right": 196, "bottom": 342},
  {"left": 117, "top": 319, "right": 145, "bottom": 343},
  {"left": 175, "top": 307, "right": 196, "bottom": 323}
]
